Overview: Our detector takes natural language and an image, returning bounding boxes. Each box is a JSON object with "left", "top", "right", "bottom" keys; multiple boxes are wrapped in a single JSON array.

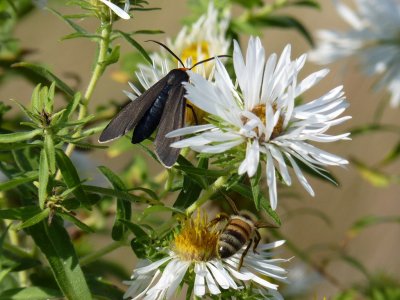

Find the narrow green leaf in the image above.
[
  {"left": 45, "top": 82, "right": 55, "bottom": 114},
  {"left": 0, "top": 287, "right": 62, "bottom": 300},
  {"left": 0, "top": 129, "right": 41, "bottom": 143},
  {"left": 38, "top": 149, "right": 49, "bottom": 209},
  {"left": 47, "top": 7, "right": 88, "bottom": 34},
  {"left": 349, "top": 215, "right": 400, "bottom": 237},
  {"left": 58, "top": 212, "right": 94, "bottom": 233},
  {"left": 82, "top": 185, "right": 141, "bottom": 203},
  {"left": 64, "top": 92, "right": 81, "bottom": 121},
  {"left": 116, "top": 30, "right": 152, "bottom": 64},
  {"left": 250, "top": 165, "right": 262, "bottom": 210},
  {"left": 119, "top": 220, "right": 148, "bottom": 238},
  {"left": 291, "top": 0, "right": 320, "bottom": 9},
  {"left": 0, "top": 206, "right": 41, "bottom": 220},
  {"left": 174, "top": 157, "right": 207, "bottom": 209},
  {"left": 61, "top": 32, "right": 102, "bottom": 41},
  {"left": 56, "top": 149, "right": 90, "bottom": 207},
  {"left": 98, "top": 166, "right": 131, "bottom": 241},
  {"left": 12, "top": 62, "right": 74, "bottom": 97},
  {"left": 14, "top": 208, "right": 50, "bottom": 230},
  {"left": 105, "top": 45, "right": 120, "bottom": 66},
  {"left": 0, "top": 171, "right": 38, "bottom": 191},
  {"left": 126, "top": 187, "right": 159, "bottom": 201},
  {"left": 44, "top": 134, "right": 56, "bottom": 174},
  {"left": 176, "top": 156, "right": 208, "bottom": 189},
  {"left": 30, "top": 84, "right": 42, "bottom": 112},
  {"left": 143, "top": 205, "right": 184, "bottom": 218},
  {"left": 252, "top": 15, "right": 314, "bottom": 46},
  {"left": 26, "top": 219, "right": 92, "bottom": 299},
  {"left": 10, "top": 99, "right": 39, "bottom": 123}
]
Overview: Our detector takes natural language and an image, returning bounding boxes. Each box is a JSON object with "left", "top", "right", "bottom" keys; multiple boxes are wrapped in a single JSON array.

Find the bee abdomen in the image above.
[{"left": 218, "top": 222, "right": 252, "bottom": 258}]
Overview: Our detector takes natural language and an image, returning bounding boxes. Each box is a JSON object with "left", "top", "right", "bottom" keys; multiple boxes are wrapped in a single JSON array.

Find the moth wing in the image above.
[
  {"left": 154, "top": 83, "right": 186, "bottom": 168},
  {"left": 98, "top": 76, "right": 169, "bottom": 143}
]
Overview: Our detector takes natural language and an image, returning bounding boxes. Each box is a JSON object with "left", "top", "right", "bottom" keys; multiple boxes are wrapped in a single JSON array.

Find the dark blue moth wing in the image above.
[
  {"left": 98, "top": 75, "right": 170, "bottom": 143},
  {"left": 155, "top": 70, "right": 189, "bottom": 167}
]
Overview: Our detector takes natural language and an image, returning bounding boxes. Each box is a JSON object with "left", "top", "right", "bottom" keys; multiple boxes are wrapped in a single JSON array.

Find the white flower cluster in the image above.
[{"left": 310, "top": 0, "right": 400, "bottom": 106}]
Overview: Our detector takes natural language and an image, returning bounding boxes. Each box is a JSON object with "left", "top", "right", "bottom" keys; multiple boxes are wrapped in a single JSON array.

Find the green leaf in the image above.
[
  {"left": 0, "top": 206, "right": 41, "bottom": 220},
  {"left": 252, "top": 15, "right": 314, "bottom": 46},
  {"left": 352, "top": 158, "right": 395, "bottom": 187},
  {"left": 26, "top": 218, "right": 92, "bottom": 299},
  {"left": 231, "top": 0, "right": 262, "bottom": 8},
  {"left": 250, "top": 165, "right": 262, "bottom": 210},
  {"left": 176, "top": 156, "right": 208, "bottom": 189},
  {"left": 82, "top": 185, "right": 141, "bottom": 203},
  {"left": 44, "top": 82, "right": 55, "bottom": 114},
  {"left": 349, "top": 215, "right": 400, "bottom": 237},
  {"left": 119, "top": 220, "right": 148, "bottom": 238},
  {"left": 44, "top": 134, "right": 56, "bottom": 174},
  {"left": 230, "top": 183, "right": 281, "bottom": 226},
  {"left": 98, "top": 166, "right": 131, "bottom": 241},
  {"left": 47, "top": 7, "right": 88, "bottom": 35},
  {"left": 38, "top": 149, "right": 49, "bottom": 209},
  {"left": 61, "top": 32, "right": 102, "bottom": 41},
  {"left": 174, "top": 157, "right": 207, "bottom": 209},
  {"left": 14, "top": 208, "right": 50, "bottom": 230},
  {"left": 56, "top": 149, "right": 90, "bottom": 207},
  {"left": 142, "top": 205, "right": 184, "bottom": 218},
  {"left": 0, "top": 171, "right": 38, "bottom": 191},
  {"left": 58, "top": 212, "right": 94, "bottom": 233},
  {"left": 12, "top": 62, "right": 74, "bottom": 97},
  {"left": 63, "top": 92, "right": 81, "bottom": 122},
  {"left": 0, "top": 286, "right": 62, "bottom": 300},
  {"left": 0, "top": 129, "right": 41, "bottom": 143},
  {"left": 31, "top": 84, "right": 42, "bottom": 112},
  {"left": 116, "top": 30, "right": 152, "bottom": 64},
  {"left": 291, "top": 0, "right": 320, "bottom": 9},
  {"left": 87, "top": 277, "right": 124, "bottom": 300},
  {"left": 105, "top": 45, "right": 120, "bottom": 66}
]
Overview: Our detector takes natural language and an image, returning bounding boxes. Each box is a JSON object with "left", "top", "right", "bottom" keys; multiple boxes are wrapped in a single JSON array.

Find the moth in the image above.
[{"left": 99, "top": 40, "right": 228, "bottom": 167}]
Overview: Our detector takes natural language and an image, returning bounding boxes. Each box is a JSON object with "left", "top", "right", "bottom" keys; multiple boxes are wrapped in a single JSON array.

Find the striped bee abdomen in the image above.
[{"left": 218, "top": 217, "right": 253, "bottom": 258}]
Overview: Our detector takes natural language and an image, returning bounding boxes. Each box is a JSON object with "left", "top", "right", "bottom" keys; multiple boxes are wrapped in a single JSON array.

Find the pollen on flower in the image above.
[
  {"left": 245, "top": 104, "right": 284, "bottom": 140},
  {"left": 172, "top": 212, "right": 219, "bottom": 262},
  {"left": 181, "top": 41, "right": 210, "bottom": 66}
]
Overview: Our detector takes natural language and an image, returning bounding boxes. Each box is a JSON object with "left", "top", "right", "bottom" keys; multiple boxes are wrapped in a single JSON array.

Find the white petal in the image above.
[
  {"left": 266, "top": 150, "right": 278, "bottom": 210},
  {"left": 99, "top": 0, "right": 131, "bottom": 19}
]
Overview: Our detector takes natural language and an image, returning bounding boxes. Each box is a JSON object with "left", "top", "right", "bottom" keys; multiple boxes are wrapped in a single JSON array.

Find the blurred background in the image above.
[{"left": 1, "top": 0, "right": 399, "bottom": 299}]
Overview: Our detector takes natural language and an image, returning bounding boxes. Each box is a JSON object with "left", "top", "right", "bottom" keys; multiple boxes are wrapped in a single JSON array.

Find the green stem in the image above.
[
  {"left": 80, "top": 240, "right": 127, "bottom": 266},
  {"left": 185, "top": 176, "right": 228, "bottom": 216},
  {"left": 64, "top": 23, "right": 112, "bottom": 159}
]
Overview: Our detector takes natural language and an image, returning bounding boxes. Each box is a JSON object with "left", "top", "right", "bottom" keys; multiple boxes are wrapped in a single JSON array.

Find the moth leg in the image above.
[
  {"left": 186, "top": 103, "right": 199, "bottom": 125},
  {"left": 253, "top": 230, "right": 261, "bottom": 255},
  {"left": 238, "top": 238, "right": 253, "bottom": 270}
]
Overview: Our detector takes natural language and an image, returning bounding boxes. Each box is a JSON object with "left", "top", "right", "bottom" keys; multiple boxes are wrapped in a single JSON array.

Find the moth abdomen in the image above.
[{"left": 131, "top": 83, "right": 172, "bottom": 143}]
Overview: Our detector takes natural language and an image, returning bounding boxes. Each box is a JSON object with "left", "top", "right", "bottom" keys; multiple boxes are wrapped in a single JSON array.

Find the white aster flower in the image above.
[
  {"left": 150, "top": 2, "right": 230, "bottom": 73},
  {"left": 309, "top": 0, "right": 400, "bottom": 106},
  {"left": 168, "top": 36, "right": 350, "bottom": 210},
  {"left": 99, "top": 0, "right": 130, "bottom": 20},
  {"left": 123, "top": 213, "right": 288, "bottom": 299}
]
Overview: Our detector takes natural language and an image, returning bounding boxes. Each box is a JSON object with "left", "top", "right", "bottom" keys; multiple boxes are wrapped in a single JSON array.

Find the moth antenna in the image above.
[
  {"left": 190, "top": 55, "right": 231, "bottom": 70},
  {"left": 146, "top": 40, "right": 185, "bottom": 68}
]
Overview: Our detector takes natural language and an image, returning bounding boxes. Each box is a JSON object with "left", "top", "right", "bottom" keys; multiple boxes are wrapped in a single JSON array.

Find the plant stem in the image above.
[
  {"left": 80, "top": 240, "right": 127, "bottom": 266},
  {"left": 185, "top": 176, "right": 228, "bottom": 215},
  {"left": 64, "top": 23, "right": 112, "bottom": 159}
]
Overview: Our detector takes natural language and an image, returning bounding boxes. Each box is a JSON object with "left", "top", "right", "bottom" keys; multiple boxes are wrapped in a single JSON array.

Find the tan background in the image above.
[{"left": 1, "top": 0, "right": 399, "bottom": 298}]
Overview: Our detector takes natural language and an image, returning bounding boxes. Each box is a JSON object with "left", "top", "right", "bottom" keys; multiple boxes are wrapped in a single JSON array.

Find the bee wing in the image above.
[
  {"left": 98, "top": 76, "right": 169, "bottom": 143},
  {"left": 154, "top": 82, "right": 187, "bottom": 168}
]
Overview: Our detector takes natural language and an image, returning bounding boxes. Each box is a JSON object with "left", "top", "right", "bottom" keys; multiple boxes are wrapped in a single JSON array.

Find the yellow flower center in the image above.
[
  {"left": 245, "top": 104, "right": 284, "bottom": 140},
  {"left": 181, "top": 41, "right": 210, "bottom": 67},
  {"left": 172, "top": 212, "right": 219, "bottom": 262}
]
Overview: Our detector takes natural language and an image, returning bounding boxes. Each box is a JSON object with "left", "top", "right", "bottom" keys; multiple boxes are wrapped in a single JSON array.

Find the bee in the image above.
[{"left": 210, "top": 195, "right": 277, "bottom": 270}]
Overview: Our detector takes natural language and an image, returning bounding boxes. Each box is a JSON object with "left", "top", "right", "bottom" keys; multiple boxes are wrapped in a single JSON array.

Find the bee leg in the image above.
[
  {"left": 252, "top": 230, "right": 261, "bottom": 255},
  {"left": 208, "top": 213, "right": 229, "bottom": 228},
  {"left": 238, "top": 239, "right": 253, "bottom": 271}
]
